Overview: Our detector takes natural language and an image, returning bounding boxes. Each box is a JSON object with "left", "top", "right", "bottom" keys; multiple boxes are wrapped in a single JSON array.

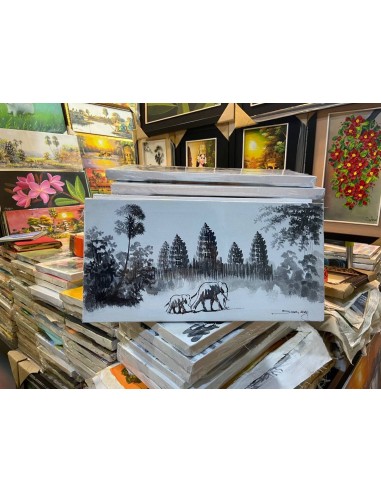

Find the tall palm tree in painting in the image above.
[{"left": 114, "top": 204, "right": 145, "bottom": 289}]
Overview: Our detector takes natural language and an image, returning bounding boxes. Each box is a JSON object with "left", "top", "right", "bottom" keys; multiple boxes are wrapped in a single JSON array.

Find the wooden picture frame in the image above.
[
  {"left": 175, "top": 125, "right": 230, "bottom": 168},
  {"left": 64, "top": 103, "right": 134, "bottom": 140},
  {"left": 312, "top": 103, "right": 381, "bottom": 238},
  {"left": 140, "top": 103, "right": 229, "bottom": 136},
  {"left": 232, "top": 115, "right": 307, "bottom": 171},
  {"left": 238, "top": 103, "right": 343, "bottom": 123}
]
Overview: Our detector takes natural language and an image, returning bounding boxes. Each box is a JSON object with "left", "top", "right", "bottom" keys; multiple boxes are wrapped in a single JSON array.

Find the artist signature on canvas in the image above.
[
  {"left": 363, "top": 216, "right": 378, "bottom": 223},
  {"left": 272, "top": 309, "right": 308, "bottom": 319}
]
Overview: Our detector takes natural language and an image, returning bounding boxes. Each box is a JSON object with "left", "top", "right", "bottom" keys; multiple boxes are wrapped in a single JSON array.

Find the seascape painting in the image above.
[
  {"left": 83, "top": 197, "right": 324, "bottom": 322},
  {"left": 66, "top": 103, "right": 134, "bottom": 139},
  {"left": 4, "top": 204, "right": 84, "bottom": 239},
  {"left": 243, "top": 123, "right": 288, "bottom": 169},
  {"left": 323, "top": 108, "right": 381, "bottom": 226},
  {"left": 0, "top": 171, "right": 90, "bottom": 210},
  {"left": 0, "top": 103, "right": 67, "bottom": 133},
  {"left": 0, "top": 128, "right": 82, "bottom": 170},
  {"left": 77, "top": 134, "right": 135, "bottom": 169},
  {"left": 186, "top": 138, "right": 216, "bottom": 168}
]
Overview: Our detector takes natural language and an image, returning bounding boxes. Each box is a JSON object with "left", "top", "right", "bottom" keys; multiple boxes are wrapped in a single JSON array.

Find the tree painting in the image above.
[{"left": 83, "top": 200, "right": 324, "bottom": 321}]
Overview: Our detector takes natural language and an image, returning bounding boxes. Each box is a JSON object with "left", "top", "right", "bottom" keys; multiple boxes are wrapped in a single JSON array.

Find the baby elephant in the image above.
[{"left": 165, "top": 294, "right": 192, "bottom": 314}]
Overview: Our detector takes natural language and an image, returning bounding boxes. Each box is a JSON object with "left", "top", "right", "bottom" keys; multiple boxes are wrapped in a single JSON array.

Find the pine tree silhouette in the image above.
[
  {"left": 249, "top": 231, "right": 272, "bottom": 280},
  {"left": 169, "top": 234, "right": 189, "bottom": 268},
  {"left": 196, "top": 223, "right": 218, "bottom": 262},
  {"left": 157, "top": 241, "right": 170, "bottom": 271},
  {"left": 227, "top": 242, "right": 244, "bottom": 264}
]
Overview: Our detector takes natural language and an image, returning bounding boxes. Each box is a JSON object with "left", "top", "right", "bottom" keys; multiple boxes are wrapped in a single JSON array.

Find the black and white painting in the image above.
[
  {"left": 142, "top": 139, "right": 167, "bottom": 166},
  {"left": 83, "top": 197, "right": 325, "bottom": 322}
]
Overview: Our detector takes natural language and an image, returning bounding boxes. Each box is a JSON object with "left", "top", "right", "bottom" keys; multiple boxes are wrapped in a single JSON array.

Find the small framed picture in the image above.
[
  {"left": 312, "top": 103, "right": 381, "bottom": 238},
  {"left": 185, "top": 138, "right": 217, "bottom": 168},
  {"left": 138, "top": 138, "right": 173, "bottom": 166},
  {"left": 175, "top": 125, "right": 230, "bottom": 168},
  {"left": 242, "top": 123, "right": 288, "bottom": 169}
]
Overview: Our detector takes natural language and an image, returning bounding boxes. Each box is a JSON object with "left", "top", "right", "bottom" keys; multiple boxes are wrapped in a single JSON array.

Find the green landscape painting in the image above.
[
  {"left": 0, "top": 128, "right": 82, "bottom": 170},
  {"left": 0, "top": 103, "right": 67, "bottom": 133}
]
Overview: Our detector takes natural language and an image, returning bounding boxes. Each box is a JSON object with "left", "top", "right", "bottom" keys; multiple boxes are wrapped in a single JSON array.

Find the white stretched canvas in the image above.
[
  {"left": 110, "top": 181, "right": 325, "bottom": 200},
  {"left": 106, "top": 165, "right": 317, "bottom": 188},
  {"left": 122, "top": 320, "right": 244, "bottom": 356},
  {"left": 226, "top": 322, "right": 332, "bottom": 389},
  {"left": 120, "top": 321, "right": 276, "bottom": 384},
  {"left": 83, "top": 196, "right": 324, "bottom": 322}
]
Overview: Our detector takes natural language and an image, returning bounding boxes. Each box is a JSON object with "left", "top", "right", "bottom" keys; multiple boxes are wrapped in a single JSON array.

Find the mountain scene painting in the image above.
[
  {"left": 66, "top": 103, "right": 134, "bottom": 139},
  {"left": 83, "top": 197, "right": 324, "bottom": 322},
  {"left": 0, "top": 103, "right": 67, "bottom": 133},
  {"left": 0, "top": 128, "right": 82, "bottom": 170}
]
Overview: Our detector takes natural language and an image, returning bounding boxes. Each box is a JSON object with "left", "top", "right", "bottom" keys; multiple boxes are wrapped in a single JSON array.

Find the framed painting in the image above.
[
  {"left": 242, "top": 123, "right": 288, "bottom": 170},
  {"left": 312, "top": 103, "right": 381, "bottom": 238},
  {"left": 83, "top": 196, "right": 324, "bottom": 323},
  {"left": 0, "top": 170, "right": 90, "bottom": 210},
  {"left": 0, "top": 128, "right": 82, "bottom": 171},
  {"left": 186, "top": 138, "right": 217, "bottom": 168},
  {"left": 65, "top": 103, "right": 134, "bottom": 139},
  {"left": 238, "top": 103, "right": 344, "bottom": 123},
  {"left": 140, "top": 103, "right": 229, "bottom": 136},
  {"left": 138, "top": 138, "right": 172, "bottom": 166},
  {"left": 175, "top": 125, "right": 230, "bottom": 168},
  {"left": 232, "top": 115, "right": 306, "bottom": 171},
  {"left": 0, "top": 103, "right": 67, "bottom": 133},
  {"left": 3, "top": 204, "right": 84, "bottom": 238}
]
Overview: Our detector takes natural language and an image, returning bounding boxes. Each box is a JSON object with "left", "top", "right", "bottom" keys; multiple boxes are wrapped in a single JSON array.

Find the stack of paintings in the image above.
[
  {"left": 83, "top": 160, "right": 326, "bottom": 388},
  {"left": 65, "top": 103, "right": 136, "bottom": 195},
  {"left": 0, "top": 103, "right": 89, "bottom": 243}
]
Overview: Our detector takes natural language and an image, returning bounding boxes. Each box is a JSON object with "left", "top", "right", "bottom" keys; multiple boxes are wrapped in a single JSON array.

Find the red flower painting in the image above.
[{"left": 329, "top": 113, "right": 381, "bottom": 210}]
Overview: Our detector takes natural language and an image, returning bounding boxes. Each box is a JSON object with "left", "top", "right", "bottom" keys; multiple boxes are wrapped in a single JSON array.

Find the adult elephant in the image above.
[{"left": 191, "top": 281, "right": 229, "bottom": 312}]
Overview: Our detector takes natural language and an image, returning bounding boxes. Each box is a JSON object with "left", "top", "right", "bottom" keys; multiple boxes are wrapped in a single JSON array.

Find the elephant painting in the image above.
[
  {"left": 165, "top": 294, "right": 192, "bottom": 314},
  {"left": 191, "top": 281, "right": 229, "bottom": 312}
]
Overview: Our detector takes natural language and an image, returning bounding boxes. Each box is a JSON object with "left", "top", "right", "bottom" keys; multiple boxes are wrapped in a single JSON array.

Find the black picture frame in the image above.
[
  {"left": 140, "top": 103, "right": 229, "bottom": 136},
  {"left": 231, "top": 115, "right": 307, "bottom": 172},
  {"left": 238, "top": 103, "right": 343, "bottom": 123},
  {"left": 175, "top": 125, "right": 231, "bottom": 168}
]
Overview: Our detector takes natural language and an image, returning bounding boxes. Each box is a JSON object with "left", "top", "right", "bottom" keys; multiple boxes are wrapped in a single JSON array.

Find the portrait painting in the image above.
[{"left": 186, "top": 138, "right": 217, "bottom": 168}]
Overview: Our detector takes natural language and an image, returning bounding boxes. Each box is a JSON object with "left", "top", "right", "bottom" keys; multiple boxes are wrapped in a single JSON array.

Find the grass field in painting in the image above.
[{"left": 0, "top": 103, "right": 66, "bottom": 133}]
